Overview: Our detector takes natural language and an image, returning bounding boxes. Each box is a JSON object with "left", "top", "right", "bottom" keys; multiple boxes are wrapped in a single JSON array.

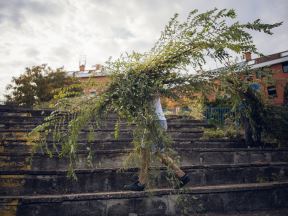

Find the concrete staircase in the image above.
[{"left": 0, "top": 105, "right": 288, "bottom": 216}]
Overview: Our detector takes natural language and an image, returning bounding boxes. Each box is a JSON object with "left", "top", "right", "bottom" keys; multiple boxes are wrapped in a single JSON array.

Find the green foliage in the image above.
[
  {"left": 284, "top": 83, "right": 288, "bottom": 105},
  {"left": 176, "top": 97, "right": 205, "bottom": 119},
  {"left": 213, "top": 64, "right": 288, "bottom": 145},
  {"left": 53, "top": 83, "right": 83, "bottom": 100},
  {"left": 5, "top": 64, "right": 82, "bottom": 107},
  {"left": 262, "top": 105, "right": 288, "bottom": 146},
  {"left": 203, "top": 126, "right": 239, "bottom": 139},
  {"left": 216, "top": 65, "right": 264, "bottom": 109},
  {"left": 29, "top": 8, "right": 281, "bottom": 178}
]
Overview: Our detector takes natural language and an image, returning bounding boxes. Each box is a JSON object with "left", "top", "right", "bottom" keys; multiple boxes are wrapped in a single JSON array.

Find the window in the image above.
[
  {"left": 283, "top": 62, "right": 288, "bottom": 73},
  {"left": 267, "top": 86, "right": 277, "bottom": 98}
]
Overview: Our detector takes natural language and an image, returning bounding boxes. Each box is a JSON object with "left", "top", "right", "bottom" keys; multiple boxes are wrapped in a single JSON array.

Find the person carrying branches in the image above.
[
  {"left": 29, "top": 8, "right": 281, "bottom": 188},
  {"left": 124, "top": 94, "right": 190, "bottom": 191}
]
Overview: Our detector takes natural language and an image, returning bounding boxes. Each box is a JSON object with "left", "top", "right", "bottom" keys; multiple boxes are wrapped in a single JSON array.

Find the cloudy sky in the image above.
[{"left": 0, "top": 0, "right": 287, "bottom": 100}]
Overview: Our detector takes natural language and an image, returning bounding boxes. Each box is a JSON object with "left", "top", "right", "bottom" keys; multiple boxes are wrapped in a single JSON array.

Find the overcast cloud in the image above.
[{"left": 0, "top": 0, "right": 287, "bottom": 99}]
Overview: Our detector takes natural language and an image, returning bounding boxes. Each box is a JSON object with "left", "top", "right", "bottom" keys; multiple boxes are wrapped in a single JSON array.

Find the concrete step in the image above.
[
  {"left": 0, "top": 106, "right": 201, "bottom": 121},
  {"left": 0, "top": 106, "right": 52, "bottom": 117},
  {"left": 0, "top": 131, "right": 204, "bottom": 144},
  {"left": 1, "top": 163, "right": 287, "bottom": 196},
  {"left": 1, "top": 148, "right": 288, "bottom": 171},
  {"left": 0, "top": 115, "right": 207, "bottom": 124},
  {"left": 0, "top": 139, "right": 243, "bottom": 153},
  {"left": 0, "top": 121, "right": 210, "bottom": 130},
  {"left": 0, "top": 116, "right": 45, "bottom": 124},
  {"left": 1, "top": 181, "right": 287, "bottom": 216},
  {"left": 0, "top": 128, "right": 205, "bottom": 134}
]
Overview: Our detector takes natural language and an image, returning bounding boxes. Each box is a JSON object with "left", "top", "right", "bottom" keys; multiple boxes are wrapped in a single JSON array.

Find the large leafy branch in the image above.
[{"left": 29, "top": 8, "right": 281, "bottom": 178}]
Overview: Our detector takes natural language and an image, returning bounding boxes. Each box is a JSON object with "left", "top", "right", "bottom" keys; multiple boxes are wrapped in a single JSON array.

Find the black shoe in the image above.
[
  {"left": 124, "top": 181, "right": 145, "bottom": 191},
  {"left": 175, "top": 174, "right": 190, "bottom": 189}
]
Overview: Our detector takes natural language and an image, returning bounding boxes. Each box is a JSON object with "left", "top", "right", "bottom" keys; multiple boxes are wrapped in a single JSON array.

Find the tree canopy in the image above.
[{"left": 5, "top": 64, "right": 82, "bottom": 107}]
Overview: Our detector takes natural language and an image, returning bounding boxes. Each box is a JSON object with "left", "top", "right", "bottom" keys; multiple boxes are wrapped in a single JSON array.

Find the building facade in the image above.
[
  {"left": 67, "top": 64, "right": 110, "bottom": 96},
  {"left": 68, "top": 50, "right": 288, "bottom": 107},
  {"left": 247, "top": 50, "right": 288, "bottom": 105}
]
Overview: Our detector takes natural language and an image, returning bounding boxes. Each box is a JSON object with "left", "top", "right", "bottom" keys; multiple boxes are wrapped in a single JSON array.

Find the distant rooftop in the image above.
[
  {"left": 208, "top": 50, "right": 288, "bottom": 74},
  {"left": 67, "top": 50, "right": 288, "bottom": 78},
  {"left": 247, "top": 50, "right": 288, "bottom": 69},
  {"left": 66, "top": 64, "right": 110, "bottom": 78}
]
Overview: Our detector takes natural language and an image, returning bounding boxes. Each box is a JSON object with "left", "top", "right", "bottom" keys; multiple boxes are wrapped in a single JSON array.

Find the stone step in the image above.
[
  {"left": 0, "top": 116, "right": 45, "bottom": 123},
  {"left": 0, "top": 163, "right": 287, "bottom": 196},
  {"left": 0, "top": 106, "right": 200, "bottom": 121},
  {"left": 0, "top": 130, "right": 204, "bottom": 142},
  {"left": 0, "top": 115, "right": 207, "bottom": 124},
  {"left": 1, "top": 181, "right": 287, "bottom": 216},
  {"left": 0, "top": 106, "right": 52, "bottom": 117},
  {"left": 0, "top": 139, "right": 243, "bottom": 153},
  {"left": 0, "top": 121, "right": 210, "bottom": 130},
  {"left": 1, "top": 148, "right": 287, "bottom": 171},
  {"left": 0, "top": 128, "right": 205, "bottom": 133}
]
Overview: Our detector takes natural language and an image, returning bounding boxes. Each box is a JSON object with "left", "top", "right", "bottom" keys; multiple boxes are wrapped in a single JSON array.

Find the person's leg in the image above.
[
  {"left": 123, "top": 148, "right": 147, "bottom": 191},
  {"left": 156, "top": 151, "right": 190, "bottom": 188},
  {"left": 156, "top": 120, "right": 190, "bottom": 188},
  {"left": 123, "top": 144, "right": 149, "bottom": 191},
  {"left": 155, "top": 152, "right": 185, "bottom": 178}
]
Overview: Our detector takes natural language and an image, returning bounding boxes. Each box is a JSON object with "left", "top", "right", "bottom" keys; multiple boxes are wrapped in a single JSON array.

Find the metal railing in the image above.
[
  {"left": 204, "top": 107, "right": 232, "bottom": 125},
  {"left": 164, "top": 106, "right": 233, "bottom": 125}
]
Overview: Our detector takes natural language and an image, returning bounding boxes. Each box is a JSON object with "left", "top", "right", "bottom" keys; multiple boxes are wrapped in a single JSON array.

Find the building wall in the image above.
[
  {"left": 264, "top": 63, "right": 288, "bottom": 105},
  {"left": 79, "top": 76, "right": 111, "bottom": 95},
  {"left": 75, "top": 56, "right": 288, "bottom": 108},
  {"left": 78, "top": 63, "right": 288, "bottom": 108}
]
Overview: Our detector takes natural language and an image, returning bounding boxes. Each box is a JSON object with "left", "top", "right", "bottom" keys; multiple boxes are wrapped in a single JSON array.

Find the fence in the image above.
[
  {"left": 164, "top": 106, "right": 233, "bottom": 125},
  {"left": 204, "top": 107, "right": 232, "bottom": 125}
]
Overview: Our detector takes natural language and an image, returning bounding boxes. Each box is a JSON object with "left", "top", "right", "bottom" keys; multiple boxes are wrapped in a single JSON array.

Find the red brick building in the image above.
[
  {"left": 67, "top": 50, "right": 288, "bottom": 106},
  {"left": 67, "top": 64, "right": 110, "bottom": 96},
  {"left": 246, "top": 50, "right": 288, "bottom": 105}
]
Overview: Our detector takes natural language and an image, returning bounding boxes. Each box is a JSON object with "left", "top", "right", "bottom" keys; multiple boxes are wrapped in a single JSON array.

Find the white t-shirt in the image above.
[{"left": 153, "top": 97, "right": 166, "bottom": 120}]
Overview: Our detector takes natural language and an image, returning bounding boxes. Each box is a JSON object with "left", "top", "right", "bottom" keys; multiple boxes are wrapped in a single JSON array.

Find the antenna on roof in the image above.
[
  {"left": 79, "top": 55, "right": 86, "bottom": 66},
  {"left": 79, "top": 55, "right": 86, "bottom": 71}
]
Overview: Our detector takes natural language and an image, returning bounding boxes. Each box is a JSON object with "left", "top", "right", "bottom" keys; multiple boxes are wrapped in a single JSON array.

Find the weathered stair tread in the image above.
[
  {"left": 0, "top": 138, "right": 241, "bottom": 151},
  {"left": 0, "top": 121, "right": 209, "bottom": 125},
  {"left": 0, "top": 121, "right": 210, "bottom": 130},
  {"left": 194, "top": 209, "right": 288, "bottom": 216},
  {"left": 0, "top": 128, "right": 204, "bottom": 133},
  {"left": 2, "top": 147, "right": 287, "bottom": 156},
  {"left": 1, "top": 162, "right": 288, "bottom": 196},
  {"left": 1, "top": 139, "right": 243, "bottom": 154},
  {"left": 1, "top": 147, "right": 288, "bottom": 171},
  {"left": 0, "top": 130, "right": 204, "bottom": 141},
  {"left": 0, "top": 119, "right": 209, "bottom": 129},
  {"left": 0, "top": 106, "right": 192, "bottom": 117},
  {"left": 1, "top": 137, "right": 237, "bottom": 143},
  {"left": 3, "top": 162, "right": 286, "bottom": 174},
  {"left": 2, "top": 181, "right": 288, "bottom": 202},
  {"left": 1, "top": 182, "right": 288, "bottom": 216},
  {"left": 0, "top": 106, "right": 52, "bottom": 111}
]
